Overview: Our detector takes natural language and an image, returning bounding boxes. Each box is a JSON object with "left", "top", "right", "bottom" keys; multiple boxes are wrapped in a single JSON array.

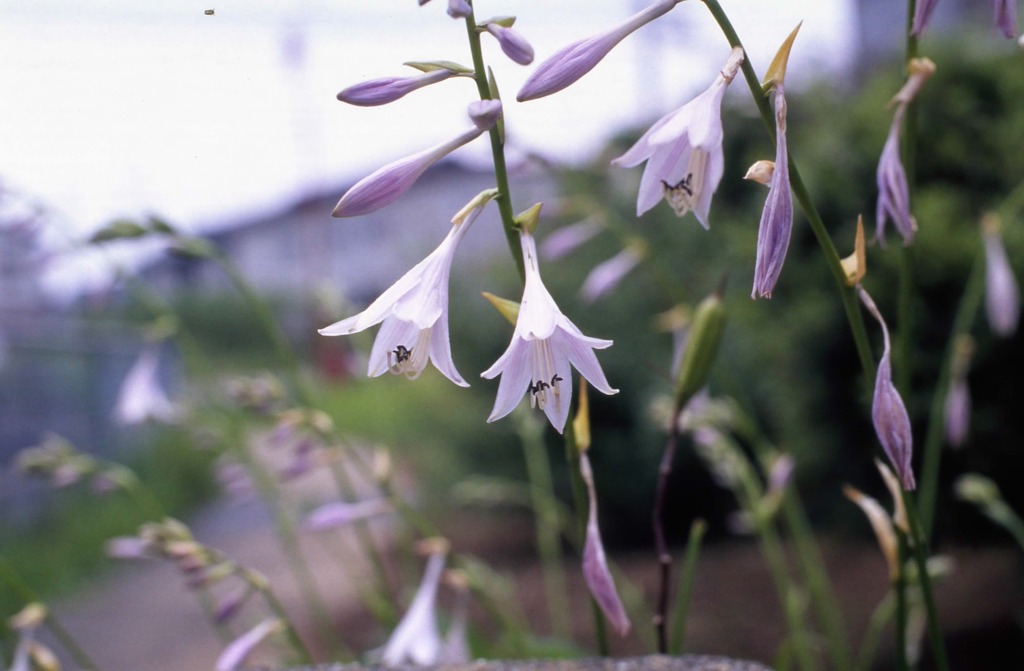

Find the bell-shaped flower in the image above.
[
  {"left": 215, "top": 618, "right": 285, "bottom": 671},
  {"left": 580, "top": 452, "right": 631, "bottom": 636},
  {"left": 113, "top": 345, "right": 178, "bottom": 425},
  {"left": 332, "top": 100, "right": 500, "bottom": 218},
  {"left": 751, "top": 84, "right": 793, "bottom": 298},
  {"left": 337, "top": 69, "right": 453, "bottom": 107},
  {"left": 580, "top": 242, "right": 645, "bottom": 303},
  {"left": 319, "top": 194, "right": 492, "bottom": 386},
  {"left": 517, "top": 0, "right": 682, "bottom": 102},
  {"left": 911, "top": 0, "right": 940, "bottom": 36},
  {"left": 995, "top": 0, "right": 1017, "bottom": 39},
  {"left": 982, "top": 215, "right": 1020, "bottom": 337},
  {"left": 381, "top": 543, "right": 447, "bottom": 666},
  {"left": 482, "top": 229, "right": 617, "bottom": 432},
  {"left": 486, "top": 23, "right": 535, "bottom": 65},
  {"left": 612, "top": 47, "right": 743, "bottom": 225},
  {"left": 858, "top": 286, "right": 916, "bottom": 491}
]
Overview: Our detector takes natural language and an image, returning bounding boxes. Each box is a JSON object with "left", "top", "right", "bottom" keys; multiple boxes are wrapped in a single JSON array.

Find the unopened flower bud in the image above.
[
  {"left": 468, "top": 99, "right": 502, "bottom": 131},
  {"left": 982, "top": 213, "right": 1020, "bottom": 337},
  {"left": 481, "top": 291, "right": 520, "bottom": 325},
  {"left": 447, "top": 0, "right": 471, "bottom": 18},
  {"left": 840, "top": 215, "right": 867, "bottom": 287},
  {"left": 337, "top": 69, "right": 453, "bottom": 107},
  {"left": 486, "top": 23, "right": 534, "bottom": 65},
  {"left": 673, "top": 287, "right": 727, "bottom": 409}
]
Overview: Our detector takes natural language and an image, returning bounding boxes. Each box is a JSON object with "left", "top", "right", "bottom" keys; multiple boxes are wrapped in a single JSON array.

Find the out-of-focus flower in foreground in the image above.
[
  {"left": 113, "top": 346, "right": 178, "bottom": 425},
  {"left": 858, "top": 287, "right": 916, "bottom": 491},
  {"left": 320, "top": 191, "right": 495, "bottom": 386},
  {"left": 982, "top": 214, "right": 1020, "bottom": 337},
  {"left": 580, "top": 241, "right": 646, "bottom": 303},
  {"left": 875, "top": 58, "right": 935, "bottom": 245},
  {"left": 517, "top": 0, "right": 683, "bottom": 101},
  {"left": 486, "top": 23, "right": 535, "bottom": 65},
  {"left": 482, "top": 225, "right": 618, "bottom": 433},
  {"left": 944, "top": 335, "right": 974, "bottom": 448},
  {"left": 910, "top": 0, "right": 940, "bottom": 36},
  {"left": 995, "top": 0, "right": 1017, "bottom": 39},
  {"left": 332, "top": 101, "right": 500, "bottom": 218},
  {"left": 381, "top": 540, "right": 448, "bottom": 666},
  {"left": 336, "top": 69, "right": 454, "bottom": 107},
  {"left": 613, "top": 47, "right": 744, "bottom": 226},
  {"left": 302, "top": 498, "right": 392, "bottom": 532},
  {"left": 216, "top": 618, "right": 285, "bottom": 671}
]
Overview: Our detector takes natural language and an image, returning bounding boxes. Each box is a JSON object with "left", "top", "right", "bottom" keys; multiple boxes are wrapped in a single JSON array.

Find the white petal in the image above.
[
  {"left": 611, "top": 107, "right": 677, "bottom": 168},
  {"left": 367, "top": 316, "right": 421, "bottom": 377},
  {"left": 542, "top": 344, "right": 574, "bottom": 432},
  {"left": 557, "top": 327, "right": 617, "bottom": 396},
  {"left": 694, "top": 147, "right": 725, "bottom": 229},
  {"left": 428, "top": 310, "right": 468, "bottom": 387},
  {"left": 483, "top": 338, "right": 531, "bottom": 422}
]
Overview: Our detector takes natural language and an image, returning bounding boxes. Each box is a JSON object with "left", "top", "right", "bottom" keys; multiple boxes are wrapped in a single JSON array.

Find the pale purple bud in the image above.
[
  {"left": 875, "top": 106, "right": 915, "bottom": 245},
  {"left": 580, "top": 245, "right": 644, "bottom": 303},
  {"left": 418, "top": 0, "right": 431, "bottom": 6},
  {"left": 767, "top": 454, "right": 795, "bottom": 497},
  {"left": 468, "top": 99, "right": 502, "bottom": 131},
  {"left": 215, "top": 619, "right": 284, "bottom": 671},
  {"left": 911, "top": 0, "right": 940, "bottom": 36},
  {"left": 106, "top": 536, "right": 153, "bottom": 559},
  {"left": 983, "top": 221, "right": 1020, "bottom": 337},
  {"left": 579, "top": 454, "right": 631, "bottom": 636},
  {"left": 859, "top": 287, "right": 916, "bottom": 491},
  {"left": 517, "top": 0, "right": 681, "bottom": 102},
  {"left": 944, "top": 376, "right": 970, "bottom": 448},
  {"left": 214, "top": 584, "right": 252, "bottom": 623},
  {"left": 302, "top": 498, "right": 392, "bottom": 531},
  {"left": 486, "top": 24, "right": 535, "bottom": 65},
  {"left": 337, "top": 69, "right": 453, "bottom": 107},
  {"left": 447, "top": 0, "right": 471, "bottom": 18},
  {"left": 540, "top": 217, "right": 601, "bottom": 260},
  {"left": 995, "top": 0, "right": 1017, "bottom": 39},
  {"left": 752, "top": 85, "right": 793, "bottom": 299},
  {"left": 333, "top": 124, "right": 486, "bottom": 218}
]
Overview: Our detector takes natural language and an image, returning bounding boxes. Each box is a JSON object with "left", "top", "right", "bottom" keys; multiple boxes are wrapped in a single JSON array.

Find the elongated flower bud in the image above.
[
  {"left": 844, "top": 485, "right": 900, "bottom": 581},
  {"left": 447, "top": 0, "right": 471, "bottom": 18},
  {"left": 751, "top": 84, "right": 793, "bottom": 298},
  {"left": 911, "top": 0, "right": 939, "bottom": 35},
  {"left": 674, "top": 287, "right": 727, "bottom": 409},
  {"left": 982, "top": 215, "right": 1020, "bottom": 337},
  {"left": 337, "top": 69, "right": 453, "bottom": 107},
  {"left": 580, "top": 453, "right": 631, "bottom": 636},
  {"left": 517, "top": 0, "right": 681, "bottom": 101},
  {"left": 995, "top": 0, "right": 1017, "bottom": 39},
  {"left": 486, "top": 23, "right": 534, "bottom": 65}
]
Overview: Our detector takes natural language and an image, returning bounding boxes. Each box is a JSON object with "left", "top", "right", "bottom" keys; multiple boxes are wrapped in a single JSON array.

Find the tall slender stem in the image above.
[
  {"left": 893, "top": 534, "right": 910, "bottom": 671},
  {"left": 652, "top": 403, "right": 683, "bottom": 653}
]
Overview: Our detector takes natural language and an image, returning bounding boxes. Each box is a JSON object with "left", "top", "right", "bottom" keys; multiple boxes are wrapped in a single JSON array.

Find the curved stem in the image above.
[{"left": 701, "top": 0, "right": 875, "bottom": 385}]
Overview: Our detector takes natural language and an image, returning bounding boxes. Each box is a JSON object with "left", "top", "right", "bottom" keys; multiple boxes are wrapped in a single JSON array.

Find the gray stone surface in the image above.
[{"left": 282, "top": 655, "right": 775, "bottom": 671}]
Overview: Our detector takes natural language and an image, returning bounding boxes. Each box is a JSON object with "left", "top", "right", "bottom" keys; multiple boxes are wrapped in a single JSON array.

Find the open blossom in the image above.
[
  {"left": 319, "top": 197, "right": 490, "bottom": 386},
  {"left": 751, "top": 84, "right": 793, "bottom": 298},
  {"left": 995, "top": 0, "right": 1017, "bottom": 38},
  {"left": 482, "top": 229, "right": 618, "bottom": 432},
  {"left": 337, "top": 69, "right": 453, "bottom": 107},
  {"left": 381, "top": 545, "right": 447, "bottom": 665},
  {"left": 332, "top": 100, "right": 500, "bottom": 218},
  {"left": 486, "top": 23, "right": 535, "bottom": 65},
  {"left": 613, "top": 47, "right": 743, "bottom": 225},
  {"left": 982, "top": 216, "right": 1020, "bottom": 336},
  {"left": 113, "top": 346, "right": 177, "bottom": 425},
  {"left": 859, "top": 287, "right": 916, "bottom": 491},
  {"left": 517, "top": 0, "right": 683, "bottom": 101}
]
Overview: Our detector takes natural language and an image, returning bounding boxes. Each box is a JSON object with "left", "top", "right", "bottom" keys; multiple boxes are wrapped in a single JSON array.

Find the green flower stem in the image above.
[
  {"left": 247, "top": 570, "right": 315, "bottom": 664},
  {"left": 516, "top": 412, "right": 572, "bottom": 641},
  {"left": 901, "top": 490, "right": 951, "bottom": 671},
  {"left": 463, "top": 9, "right": 525, "bottom": 282},
  {"left": 701, "top": 0, "right": 875, "bottom": 384},
  {"left": 897, "top": 0, "right": 921, "bottom": 399},
  {"left": 652, "top": 405, "right": 683, "bottom": 654},
  {"left": 893, "top": 533, "right": 910, "bottom": 671},
  {"left": 0, "top": 557, "right": 105, "bottom": 671},
  {"left": 856, "top": 593, "right": 895, "bottom": 671},
  {"left": 668, "top": 519, "right": 706, "bottom": 655}
]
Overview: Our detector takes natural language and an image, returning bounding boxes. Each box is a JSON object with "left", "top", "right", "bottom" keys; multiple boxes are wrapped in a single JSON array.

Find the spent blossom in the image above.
[
  {"left": 858, "top": 286, "right": 916, "bottom": 490},
  {"left": 482, "top": 226, "right": 618, "bottom": 432},
  {"left": 876, "top": 58, "right": 935, "bottom": 245},
  {"left": 580, "top": 452, "right": 631, "bottom": 636},
  {"left": 486, "top": 23, "right": 535, "bottom": 65},
  {"left": 613, "top": 47, "right": 744, "bottom": 226},
  {"left": 517, "top": 0, "right": 683, "bottom": 101},
  {"left": 332, "top": 100, "right": 501, "bottom": 218},
  {"left": 336, "top": 69, "right": 454, "bottom": 107},
  {"left": 320, "top": 192, "right": 494, "bottom": 386},
  {"left": 751, "top": 83, "right": 793, "bottom": 298},
  {"left": 982, "top": 214, "right": 1020, "bottom": 337}
]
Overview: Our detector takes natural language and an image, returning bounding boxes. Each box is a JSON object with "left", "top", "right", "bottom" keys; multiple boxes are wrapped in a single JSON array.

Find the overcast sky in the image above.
[{"left": 1, "top": 0, "right": 854, "bottom": 295}]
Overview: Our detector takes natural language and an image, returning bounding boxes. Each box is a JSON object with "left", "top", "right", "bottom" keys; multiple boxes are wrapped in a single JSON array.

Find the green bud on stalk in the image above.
[{"left": 673, "top": 286, "right": 726, "bottom": 409}]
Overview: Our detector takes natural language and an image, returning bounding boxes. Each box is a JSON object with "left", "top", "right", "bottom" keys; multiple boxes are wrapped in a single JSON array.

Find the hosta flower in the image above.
[
  {"left": 336, "top": 69, "right": 453, "bottom": 107},
  {"left": 332, "top": 100, "right": 500, "bottom": 218},
  {"left": 751, "top": 83, "right": 793, "bottom": 298},
  {"left": 447, "top": 0, "right": 471, "bottom": 18},
  {"left": 982, "top": 216, "right": 1020, "bottom": 337},
  {"left": 995, "top": 0, "right": 1017, "bottom": 39},
  {"left": 910, "top": 0, "right": 940, "bottom": 36},
  {"left": 319, "top": 195, "right": 492, "bottom": 386},
  {"left": 517, "top": 0, "right": 683, "bottom": 102},
  {"left": 486, "top": 23, "right": 535, "bottom": 65},
  {"left": 216, "top": 619, "right": 285, "bottom": 671},
  {"left": 580, "top": 242, "right": 645, "bottom": 303},
  {"left": 580, "top": 453, "right": 631, "bottom": 636},
  {"left": 859, "top": 287, "right": 916, "bottom": 491},
  {"left": 612, "top": 47, "right": 743, "bottom": 225},
  {"left": 540, "top": 216, "right": 601, "bottom": 260},
  {"left": 482, "top": 229, "right": 617, "bottom": 432},
  {"left": 113, "top": 346, "right": 177, "bottom": 425},
  {"left": 382, "top": 543, "right": 447, "bottom": 666}
]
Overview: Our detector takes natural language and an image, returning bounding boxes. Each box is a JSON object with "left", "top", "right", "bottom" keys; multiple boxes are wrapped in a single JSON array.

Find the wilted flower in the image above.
[
  {"left": 381, "top": 542, "right": 448, "bottom": 666},
  {"left": 332, "top": 101, "right": 500, "bottom": 218},
  {"left": 517, "top": 0, "right": 683, "bottom": 101},
  {"left": 751, "top": 83, "right": 793, "bottom": 298},
  {"left": 612, "top": 47, "right": 743, "bottom": 225},
  {"left": 215, "top": 618, "right": 285, "bottom": 671},
  {"left": 910, "top": 0, "right": 940, "bottom": 36},
  {"left": 995, "top": 0, "right": 1017, "bottom": 38},
  {"left": 580, "top": 453, "right": 631, "bottom": 636},
  {"left": 743, "top": 159, "right": 774, "bottom": 186},
  {"left": 843, "top": 484, "right": 900, "bottom": 581},
  {"left": 320, "top": 192, "right": 494, "bottom": 386},
  {"left": 337, "top": 69, "right": 453, "bottom": 107},
  {"left": 486, "top": 23, "right": 534, "bottom": 65},
  {"left": 982, "top": 215, "right": 1020, "bottom": 337},
  {"left": 580, "top": 242, "right": 646, "bottom": 303},
  {"left": 113, "top": 346, "right": 177, "bottom": 425},
  {"left": 858, "top": 287, "right": 916, "bottom": 490},
  {"left": 876, "top": 58, "right": 935, "bottom": 245},
  {"left": 482, "top": 228, "right": 618, "bottom": 432}
]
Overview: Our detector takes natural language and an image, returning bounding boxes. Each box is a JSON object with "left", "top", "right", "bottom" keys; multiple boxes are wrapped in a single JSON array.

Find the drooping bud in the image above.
[
  {"left": 485, "top": 23, "right": 535, "bottom": 65},
  {"left": 447, "top": 0, "right": 471, "bottom": 18},
  {"left": 673, "top": 286, "right": 727, "bottom": 409},
  {"left": 995, "top": 0, "right": 1017, "bottom": 39},
  {"left": 982, "top": 213, "right": 1020, "bottom": 337},
  {"left": 468, "top": 99, "right": 503, "bottom": 131},
  {"left": 944, "top": 335, "right": 974, "bottom": 448},
  {"left": 751, "top": 83, "right": 793, "bottom": 298},
  {"left": 910, "top": 0, "right": 940, "bottom": 36},
  {"left": 580, "top": 241, "right": 646, "bottom": 303}
]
